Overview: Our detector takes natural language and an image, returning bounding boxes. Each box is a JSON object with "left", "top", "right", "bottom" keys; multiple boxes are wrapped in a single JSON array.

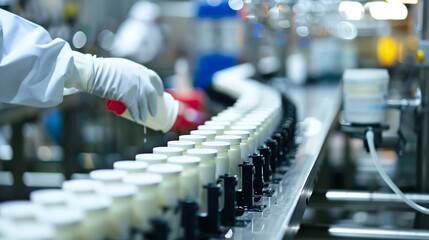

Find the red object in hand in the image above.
[{"left": 106, "top": 100, "right": 127, "bottom": 115}]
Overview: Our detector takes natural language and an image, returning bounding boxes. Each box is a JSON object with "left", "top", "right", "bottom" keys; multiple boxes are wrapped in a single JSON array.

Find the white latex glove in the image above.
[{"left": 66, "top": 51, "right": 164, "bottom": 123}]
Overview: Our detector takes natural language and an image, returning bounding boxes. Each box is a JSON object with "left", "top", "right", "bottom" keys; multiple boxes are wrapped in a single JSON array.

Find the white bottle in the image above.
[
  {"left": 153, "top": 146, "right": 184, "bottom": 158},
  {"left": 106, "top": 92, "right": 179, "bottom": 133},
  {"left": 0, "top": 201, "right": 40, "bottom": 224},
  {"left": 2, "top": 223, "right": 54, "bottom": 240},
  {"left": 147, "top": 163, "right": 183, "bottom": 208},
  {"left": 70, "top": 195, "right": 111, "bottom": 240},
  {"left": 30, "top": 189, "right": 71, "bottom": 210},
  {"left": 235, "top": 121, "right": 262, "bottom": 148},
  {"left": 99, "top": 184, "right": 137, "bottom": 239},
  {"left": 198, "top": 125, "right": 225, "bottom": 136},
  {"left": 190, "top": 130, "right": 216, "bottom": 142},
  {"left": 89, "top": 169, "right": 127, "bottom": 186},
  {"left": 37, "top": 207, "right": 84, "bottom": 240},
  {"left": 201, "top": 141, "right": 231, "bottom": 179},
  {"left": 123, "top": 173, "right": 162, "bottom": 231},
  {"left": 231, "top": 125, "right": 257, "bottom": 155},
  {"left": 135, "top": 153, "right": 168, "bottom": 165},
  {"left": 204, "top": 120, "right": 231, "bottom": 130},
  {"left": 179, "top": 135, "right": 207, "bottom": 148},
  {"left": 224, "top": 130, "right": 250, "bottom": 188},
  {"left": 147, "top": 163, "right": 183, "bottom": 239},
  {"left": 167, "top": 156, "right": 201, "bottom": 200},
  {"left": 186, "top": 148, "right": 217, "bottom": 213},
  {"left": 62, "top": 179, "right": 103, "bottom": 197},
  {"left": 214, "top": 135, "right": 242, "bottom": 176},
  {"left": 167, "top": 140, "right": 195, "bottom": 152},
  {"left": 113, "top": 160, "right": 148, "bottom": 175}
]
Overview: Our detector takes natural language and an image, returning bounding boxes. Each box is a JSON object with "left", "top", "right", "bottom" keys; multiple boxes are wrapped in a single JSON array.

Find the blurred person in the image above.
[{"left": 0, "top": 8, "right": 163, "bottom": 123}]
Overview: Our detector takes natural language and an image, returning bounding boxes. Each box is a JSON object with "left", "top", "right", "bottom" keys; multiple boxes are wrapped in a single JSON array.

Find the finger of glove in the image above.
[
  {"left": 147, "top": 88, "right": 158, "bottom": 117},
  {"left": 138, "top": 95, "right": 149, "bottom": 123},
  {"left": 148, "top": 69, "right": 164, "bottom": 96},
  {"left": 129, "top": 103, "right": 147, "bottom": 123}
]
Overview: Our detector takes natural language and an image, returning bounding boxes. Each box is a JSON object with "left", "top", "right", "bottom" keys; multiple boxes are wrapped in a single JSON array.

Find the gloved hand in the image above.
[{"left": 66, "top": 51, "right": 164, "bottom": 123}]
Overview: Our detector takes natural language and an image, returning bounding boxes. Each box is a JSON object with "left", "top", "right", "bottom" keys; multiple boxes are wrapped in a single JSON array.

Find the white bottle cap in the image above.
[
  {"left": 30, "top": 189, "right": 71, "bottom": 207},
  {"left": 224, "top": 130, "right": 250, "bottom": 140},
  {"left": 197, "top": 125, "right": 224, "bottom": 135},
  {"left": 147, "top": 163, "right": 183, "bottom": 176},
  {"left": 167, "top": 156, "right": 201, "bottom": 167},
  {"left": 179, "top": 135, "right": 206, "bottom": 145},
  {"left": 204, "top": 120, "right": 231, "bottom": 127},
  {"left": 100, "top": 184, "right": 137, "bottom": 199},
  {"left": 186, "top": 148, "right": 217, "bottom": 160},
  {"left": 190, "top": 130, "right": 216, "bottom": 140},
  {"left": 70, "top": 195, "right": 111, "bottom": 212},
  {"left": 236, "top": 120, "right": 262, "bottom": 127},
  {"left": 135, "top": 153, "right": 168, "bottom": 164},
  {"left": 89, "top": 169, "right": 127, "bottom": 184},
  {"left": 215, "top": 135, "right": 241, "bottom": 144},
  {"left": 201, "top": 141, "right": 230, "bottom": 151},
  {"left": 62, "top": 179, "right": 103, "bottom": 195},
  {"left": 113, "top": 161, "right": 148, "bottom": 174},
  {"left": 123, "top": 173, "right": 163, "bottom": 188},
  {"left": 37, "top": 207, "right": 84, "bottom": 226},
  {"left": 0, "top": 201, "right": 40, "bottom": 221},
  {"left": 167, "top": 140, "right": 195, "bottom": 151},
  {"left": 230, "top": 125, "right": 256, "bottom": 134},
  {"left": 3, "top": 223, "right": 55, "bottom": 240},
  {"left": 153, "top": 146, "right": 184, "bottom": 157}
]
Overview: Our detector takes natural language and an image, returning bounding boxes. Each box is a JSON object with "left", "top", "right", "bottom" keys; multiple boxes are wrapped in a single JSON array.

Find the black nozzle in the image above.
[
  {"left": 199, "top": 183, "right": 220, "bottom": 234},
  {"left": 258, "top": 146, "right": 271, "bottom": 183},
  {"left": 239, "top": 161, "right": 254, "bottom": 207},
  {"left": 266, "top": 139, "right": 278, "bottom": 173},
  {"left": 180, "top": 198, "right": 198, "bottom": 240},
  {"left": 220, "top": 174, "right": 237, "bottom": 226},
  {"left": 250, "top": 153, "right": 264, "bottom": 196}
]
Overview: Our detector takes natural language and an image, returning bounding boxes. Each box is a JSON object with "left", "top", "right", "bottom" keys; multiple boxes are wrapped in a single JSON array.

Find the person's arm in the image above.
[
  {"left": 0, "top": 9, "right": 164, "bottom": 122},
  {"left": 0, "top": 9, "right": 73, "bottom": 107}
]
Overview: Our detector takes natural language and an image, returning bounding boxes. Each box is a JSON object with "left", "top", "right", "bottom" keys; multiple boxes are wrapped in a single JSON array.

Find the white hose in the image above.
[{"left": 366, "top": 129, "right": 429, "bottom": 215}]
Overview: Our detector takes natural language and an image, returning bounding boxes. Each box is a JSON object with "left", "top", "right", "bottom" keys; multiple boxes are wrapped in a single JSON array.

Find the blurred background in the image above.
[{"left": 0, "top": 0, "right": 422, "bottom": 235}]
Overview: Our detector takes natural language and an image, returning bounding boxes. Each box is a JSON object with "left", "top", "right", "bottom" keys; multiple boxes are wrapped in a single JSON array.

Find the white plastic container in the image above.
[
  {"left": 214, "top": 135, "right": 242, "bottom": 176},
  {"left": 204, "top": 120, "right": 231, "bottom": 130},
  {"left": 100, "top": 184, "right": 137, "bottom": 239},
  {"left": 2, "top": 223, "right": 54, "bottom": 240},
  {"left": 89, "top": 169, "right": 127, "bottom": 186},
  {"left": 0, "top": 201, "right": 39, "bottom": 224},
  {"left": 231, "top": 125, "right": 257, "bottom": 154},
  {"left": 224, "top": 130, "right": 250, "bottom": 188},
  {"left": 201, "top": 141, "right": 231, "bottom": 179},
  {"left": 30, "top": 189, "right": 71, "bottom": 210},
  {"left": 37, "top": 207, "right": 83, "bottom": 240},
  {"left": 0, "top": 219, "right": 10, "bottom": 240},
  {"left": 167, "top": 140, "right": 195, "bottom": 152},
  {"left": 135, "top": 153, "right": 168, "bottom": 165},
  {"left": 69, "top": 196, "right": 111, "bottom": 240},
  {"left": 153, "top": 146, "right": 184, "bottom": 158},
  {"left": 342, "top": 68, "right": 389, "bottom": 124},
  {"left": 123, "top": 173, "right": 162, "bottom": 231},
  {"left": 113, "top": 160, "right": 148, "bottom": 175},
  {"left": 167, "top": 156, "right": 201, "bottom": 200},
  {"left": 179, "top": 135, "right": 206, "bottom": 148},
  {"left": 147, "top": 163, "right": 183, "bottom": 207},
  {"left": 186, "top": 148, "right": 217, "bottom": 213},
  {"left": 190, "top": 130, "right": 216, "bottom": 142},
  {"left": 236, "top": 121, "right": 263, "bottom": 147},
  {"left": 198, "top": 125, "right": 225, "bottom": 136},
  {"left": 107, "top": 92, "right": 179, "bottom": 133},
  {"left": 62, "top": 179, "right": 102, "bottom": 197}
]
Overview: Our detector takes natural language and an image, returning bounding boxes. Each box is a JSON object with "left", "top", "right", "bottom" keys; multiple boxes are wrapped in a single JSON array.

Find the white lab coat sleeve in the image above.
[{"left": 0, "top": 9, "right": 74, "bottom": 107}]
